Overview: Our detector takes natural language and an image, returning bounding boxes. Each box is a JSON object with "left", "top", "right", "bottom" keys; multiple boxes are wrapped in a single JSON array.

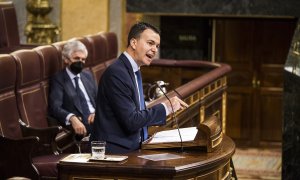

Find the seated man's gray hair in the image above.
[{"left": 62, "top": 40, "right": 88, "bottom": 60}]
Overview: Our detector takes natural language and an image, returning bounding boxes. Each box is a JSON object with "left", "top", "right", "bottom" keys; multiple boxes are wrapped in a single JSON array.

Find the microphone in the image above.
[{"left": 156, "top": 81, "right": 184, "bottom": 152}]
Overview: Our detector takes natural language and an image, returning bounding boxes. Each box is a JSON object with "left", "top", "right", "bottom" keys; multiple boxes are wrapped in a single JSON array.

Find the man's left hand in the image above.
[{"left": 88, "top": 113, "right": 95, "bottom": 124}]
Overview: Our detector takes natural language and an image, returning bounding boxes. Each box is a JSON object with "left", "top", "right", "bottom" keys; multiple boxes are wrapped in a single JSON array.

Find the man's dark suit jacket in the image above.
[
  {"left": 48, "top": 69, "right": 97, "bottom": 132},
  {"left": 90, "top": 53, "right": 166, "bottom": 154}
]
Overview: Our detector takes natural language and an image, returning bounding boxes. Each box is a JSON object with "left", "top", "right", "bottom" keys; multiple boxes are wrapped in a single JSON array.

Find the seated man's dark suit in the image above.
[
  {"left": 48, "top": 69, "right": 97, "bottom": 133},
  {"left": 90, "top": 53, "right": 166, "bottom": 154}
]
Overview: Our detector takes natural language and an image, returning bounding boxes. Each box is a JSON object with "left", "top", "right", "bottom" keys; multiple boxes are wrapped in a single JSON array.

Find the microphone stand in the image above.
[
  {"left": 173, "top": 88, "right": 183, "bottom": 99},
  {"left": 156, "top": 82, "right": 184, "bottom": 153}
]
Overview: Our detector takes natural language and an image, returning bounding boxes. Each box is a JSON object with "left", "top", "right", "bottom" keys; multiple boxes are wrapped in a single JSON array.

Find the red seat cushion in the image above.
[{"left": 32, "top": 154, "right": 68, "bottom": 178}]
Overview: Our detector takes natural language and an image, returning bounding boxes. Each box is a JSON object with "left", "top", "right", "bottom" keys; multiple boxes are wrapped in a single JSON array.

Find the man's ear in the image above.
[
  {"left": 63, "top": 58, "right": 69, "bottom": 65},
  {"left": 130, "top": 38, "right": 137, "bottom": 50}
]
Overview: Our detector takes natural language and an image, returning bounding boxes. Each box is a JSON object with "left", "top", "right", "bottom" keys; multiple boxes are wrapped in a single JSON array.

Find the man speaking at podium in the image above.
[{"left": 91, "top": 22, "right": 188, "bottom": 154}]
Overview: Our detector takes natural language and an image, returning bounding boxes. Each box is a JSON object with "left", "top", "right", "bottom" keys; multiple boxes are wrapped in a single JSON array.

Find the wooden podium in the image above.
[
  {"left": 141, "top": 60, "right": 231, "bottom": 153},
  {"left": 58, "top": 135, "right": 235, "bottom": 180}
]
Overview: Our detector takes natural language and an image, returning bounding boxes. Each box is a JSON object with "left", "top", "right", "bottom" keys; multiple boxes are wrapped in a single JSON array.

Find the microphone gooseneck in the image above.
[
  {"left": 156, "top": 82, "right": 184, "bottom": 152},
  {"left": 173, "top": 88, "right": 183, "bottom": 99}
]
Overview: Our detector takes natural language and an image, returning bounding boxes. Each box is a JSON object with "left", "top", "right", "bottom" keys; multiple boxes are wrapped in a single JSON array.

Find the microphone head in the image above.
[
  {"left": 155, "top": 81, "right": 168, "bottom": 97},
  {"left": 156, "top": 81, "right": 162, "bottom": 87},
  {"left": 156, "top": 80, "right": 169, "bottom": 87}
]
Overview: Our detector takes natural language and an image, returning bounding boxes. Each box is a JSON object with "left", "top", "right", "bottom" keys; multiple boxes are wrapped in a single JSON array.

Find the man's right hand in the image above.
[
  {"left": 69, "top": 115, "right": 87, "bottom": 136},
  {"left": 165, "top": 96, "right": 189, "bottom": 113}
]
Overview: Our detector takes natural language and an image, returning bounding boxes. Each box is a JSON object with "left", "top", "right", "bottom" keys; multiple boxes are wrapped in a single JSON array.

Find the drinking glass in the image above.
[{"left": 91, "top": 141, "right": 106, "bottom": 159}]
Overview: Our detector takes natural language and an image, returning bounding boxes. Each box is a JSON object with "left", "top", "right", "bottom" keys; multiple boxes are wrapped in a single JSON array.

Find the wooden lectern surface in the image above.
[{"left": 58, "top": 135, "right": 235, "bottom": 180}]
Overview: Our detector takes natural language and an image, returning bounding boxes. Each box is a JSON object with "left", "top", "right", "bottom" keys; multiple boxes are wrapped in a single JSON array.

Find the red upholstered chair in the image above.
[
  {"left": 11, "top": 49, "right": 62, "bottom": 155},
  {"left": 0, "top": 54, "right": 22, "bottom": 139},
  {"left": 0, "top": 136, "right": 41, "bottom": 180},
  {"left": 0, "top": 54, "right": 67, "bottom": 179},
  {"left": 1, "top": 135, "right": 67, "bottom": 180},
  {"left": 103, "top": 32, "right": 118, "bottom": 67},
  {"left": 86, "top": 32, "right": 108, "bottom": 84},
  {"left": 52, "top": 40, "right": 66, "bottom": 53},
  {"left": 104, "top": 32, "right": 118, "bottom": 61},
  {"left": 76, "top": 36, "right": 94, "bottom": 68},
  {"left": 0, "top": 1, "right": 36, "bottom": 54},
  {"left": 34, "top": 45, "right": 76, "bottom": 153},
  {"left": 34, "top": 45, "right": 62, "bottom": 102},
  {"left": 52, "top": 40, "right": 67, "bottom": 69},
  {"left": 86, "top": 32, "right": 108, "bottom": 66}
]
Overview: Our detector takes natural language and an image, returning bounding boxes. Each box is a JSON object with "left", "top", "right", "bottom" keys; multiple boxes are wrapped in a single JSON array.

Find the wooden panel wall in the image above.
[{"left": 215, "top": 18, "right": 297, "bottom": 146}]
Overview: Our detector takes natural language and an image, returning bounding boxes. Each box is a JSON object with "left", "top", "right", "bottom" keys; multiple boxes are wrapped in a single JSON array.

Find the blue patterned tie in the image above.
[
  {"left": 74, "top": 76, "right": 90, "bottom": 124},
  {"left": 135, "top": 70, "right": 148, "bottom": 141}
]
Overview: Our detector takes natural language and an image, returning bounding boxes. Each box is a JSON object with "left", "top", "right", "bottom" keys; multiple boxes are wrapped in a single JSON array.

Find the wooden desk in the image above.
[{"left": 58, "top": 135, "right": 235, "bottom": 180}]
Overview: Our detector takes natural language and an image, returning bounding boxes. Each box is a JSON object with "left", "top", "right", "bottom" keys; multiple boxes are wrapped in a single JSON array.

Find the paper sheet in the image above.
[
  {"left": 60, "top": 153, "right": 90, "bottom": 163},
  {"left": 138, "top": 153, "right": 184, "bottom": 161},
  {"left": 149, "top": 127, "right": 198, "bottom": 144}
]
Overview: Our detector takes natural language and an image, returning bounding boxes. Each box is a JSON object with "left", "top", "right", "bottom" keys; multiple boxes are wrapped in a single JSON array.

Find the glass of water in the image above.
[{"left": 91, "top": 141, "right": 106, "bottom": 159}]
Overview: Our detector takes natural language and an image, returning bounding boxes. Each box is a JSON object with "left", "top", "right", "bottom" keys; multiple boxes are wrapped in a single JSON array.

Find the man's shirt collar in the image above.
[
  {"left": 66, "top": 67, "right": 81, "bottom": 79},
  {"left": 124, "top": 51, "right": 139, "bottom": 73}
]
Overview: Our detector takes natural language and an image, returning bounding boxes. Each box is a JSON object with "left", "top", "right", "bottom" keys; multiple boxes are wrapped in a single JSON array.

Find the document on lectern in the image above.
[
  {"left": 145, "top": 127, "right": 198, "bottom": 144},
  {"left": 142, "top": 127, "right": 198, "bottom": 149}
]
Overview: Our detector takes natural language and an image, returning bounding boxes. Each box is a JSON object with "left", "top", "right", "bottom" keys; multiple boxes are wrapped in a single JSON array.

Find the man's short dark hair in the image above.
[{"left": 127, "top": 22, "right": 160, "bottom": 47}]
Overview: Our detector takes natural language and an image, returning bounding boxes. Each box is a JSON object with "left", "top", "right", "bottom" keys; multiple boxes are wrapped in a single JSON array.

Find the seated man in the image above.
[{"left": 48, "top": 40, "right": 97, "bottom": 139}]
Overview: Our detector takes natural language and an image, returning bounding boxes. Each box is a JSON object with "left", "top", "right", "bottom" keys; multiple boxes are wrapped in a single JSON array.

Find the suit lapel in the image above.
[
  {"left": 119, "top": 54, "right": 140, "bottom": 109},
  {"left": 81, "top": 72, "right": 96, "bottom": 107}
]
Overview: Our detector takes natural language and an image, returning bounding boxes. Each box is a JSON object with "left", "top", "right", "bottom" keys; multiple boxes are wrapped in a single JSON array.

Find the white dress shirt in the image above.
[
  {"left": 65, "top": 67, "right": 95, "bottom": 125},
  {"left": 123, "top": 51, "right": 170, "bottom": 116}
]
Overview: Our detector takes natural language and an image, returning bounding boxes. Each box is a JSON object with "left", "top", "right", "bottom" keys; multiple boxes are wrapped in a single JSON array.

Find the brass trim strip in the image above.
[
  {"left": 211, "top": 19, "right": 216, "bottom": 62},
  {"left": 200, "top": 78, "right": 224, "bottom": 100},
  {"left": 222, "top": 92, "right": 227, "bottom": 134},
  {"left": 194, "top": 160, "right": 230, "bottom": 179},
  {"left": 200, "top": 106, "right": 205, "bottom": 123},
  {"left": 212, "top": 110, "right": 220, "bottom": 120},
  {"left": 212, "top": 133, "right": 223, "bottom": 148},
  {"left": 221, "top": 162, "right": 231, "bottom": 180}
]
